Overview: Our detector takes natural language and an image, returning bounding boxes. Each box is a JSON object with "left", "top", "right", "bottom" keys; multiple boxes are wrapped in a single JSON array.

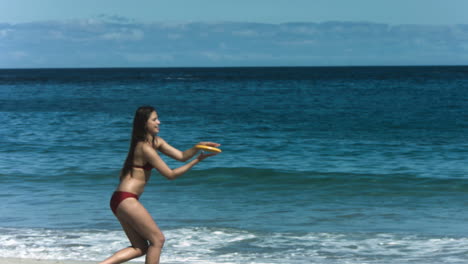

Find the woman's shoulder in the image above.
[
  {"left": 135, "top": 138, "right": 163, "bottom": 152},
  {"left": 133, "top": 141, "right": 157, "bottom": 162},
  {"left": 155, "top": 136, "right": 166, "bottom": 147},
  {"left": 132, "top": 141, "right": 151, "bottom": 153}
]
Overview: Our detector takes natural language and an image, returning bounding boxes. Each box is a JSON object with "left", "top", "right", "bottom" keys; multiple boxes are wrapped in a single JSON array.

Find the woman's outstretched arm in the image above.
[
  {"left": 143, "top": 142, "right": 218, "bottom": 180},
  {"left": 157, "top": 137, "right": 220, "bottom": 162}
]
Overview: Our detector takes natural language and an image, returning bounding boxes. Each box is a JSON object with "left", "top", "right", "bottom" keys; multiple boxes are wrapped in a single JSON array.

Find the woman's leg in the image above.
[
  {"left": 99, "top": 217, "right": 149, "bottom": 264},
  {"left": 100, "top": 198, "right": 165, "bottom": 264}
]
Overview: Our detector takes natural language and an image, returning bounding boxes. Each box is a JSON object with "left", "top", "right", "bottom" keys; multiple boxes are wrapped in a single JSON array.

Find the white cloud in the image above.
[
  {"left": 1, "top": 19, "right": 467, "bottom": 67},
  {"left": 200, "top": 51, "right": 274, "bottom": 62},
  {"left": 47, "top": 30, "right": 65, "bottom": 39},
  {"left": 200, "top": 51, "right": 224, "bottom": 61},
  {"left": 167, "top": 33, "right": 182, "bottom": 40},
  {"left": 96, "top": 14, "right": 136, "bottom": 24},
  {"left": 122, "top": 52, "right": 174, "bottom": 63},
  {"left": 276, "top": 40, "right": 317, "bottom": 46},
  {"left": 232, "top": 30, "right": 258, "bottom": 37},
  {"left": 0, "top": 28, "right": 13, "bottom": 37},
  {"left": 101, "top": 29, "right": 144, "bottom": 41}
]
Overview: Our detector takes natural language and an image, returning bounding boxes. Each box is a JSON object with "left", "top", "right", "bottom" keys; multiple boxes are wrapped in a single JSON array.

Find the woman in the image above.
[{"left": 100, "top": 106, "right": 220, "bottom": 264}]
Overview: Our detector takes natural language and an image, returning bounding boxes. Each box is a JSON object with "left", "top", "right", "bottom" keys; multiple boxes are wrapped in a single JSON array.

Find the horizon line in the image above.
[{"left": 1, "top": 64, "right": 468, "bottom": 71}]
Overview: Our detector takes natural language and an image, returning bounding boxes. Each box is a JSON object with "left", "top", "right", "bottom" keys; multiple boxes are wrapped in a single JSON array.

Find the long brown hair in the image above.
[{"left": 120, "top": 106, "right": 157, "bottom": 180}]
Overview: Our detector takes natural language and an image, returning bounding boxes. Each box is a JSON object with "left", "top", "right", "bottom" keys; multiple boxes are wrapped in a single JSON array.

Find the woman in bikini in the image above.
[{"left": 100, "top": 106, "right": 220, "bottom": 264}]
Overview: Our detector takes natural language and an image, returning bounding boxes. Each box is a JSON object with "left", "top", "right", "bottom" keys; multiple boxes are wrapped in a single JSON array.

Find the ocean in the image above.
[{"left": 1, "top": 66, "right": 468, "bottom": 263}]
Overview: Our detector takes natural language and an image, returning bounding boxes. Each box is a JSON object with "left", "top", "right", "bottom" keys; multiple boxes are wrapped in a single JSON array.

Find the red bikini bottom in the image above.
[{"left": 110, "top": 191, "right": 139, "bottom": 215}]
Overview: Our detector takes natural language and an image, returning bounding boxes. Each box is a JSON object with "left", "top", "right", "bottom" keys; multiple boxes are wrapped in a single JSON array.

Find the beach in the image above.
[{"left": 1, "top": 66, "right": 468, "bottom": 263}]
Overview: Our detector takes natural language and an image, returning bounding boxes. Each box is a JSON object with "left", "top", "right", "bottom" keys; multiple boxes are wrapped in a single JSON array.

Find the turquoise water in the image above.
[{"left": 1, "top": 66, "right": 468, "bottom": 263}]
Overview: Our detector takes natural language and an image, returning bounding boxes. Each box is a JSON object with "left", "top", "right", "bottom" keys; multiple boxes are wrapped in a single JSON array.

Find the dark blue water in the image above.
[{"left": 1, "top": 66, "right": 468, "bottom": 263}]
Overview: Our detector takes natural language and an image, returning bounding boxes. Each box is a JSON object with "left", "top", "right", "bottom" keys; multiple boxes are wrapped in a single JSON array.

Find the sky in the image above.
[
  {"left": 2, "top": 0, "right": 468, "bottom": 25},
  {"left": 1, "top": 0, "right": 468, "bottom": 68}
]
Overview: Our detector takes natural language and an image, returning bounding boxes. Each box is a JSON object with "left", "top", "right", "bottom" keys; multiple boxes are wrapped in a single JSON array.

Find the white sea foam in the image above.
[{"left": 0, "top": 227, "right": 467, "bottom": 263}]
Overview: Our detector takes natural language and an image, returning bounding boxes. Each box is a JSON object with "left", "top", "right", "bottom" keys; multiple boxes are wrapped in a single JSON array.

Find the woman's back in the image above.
[{"left": 118, "top": 142, "right": 155, "bottom": 195}]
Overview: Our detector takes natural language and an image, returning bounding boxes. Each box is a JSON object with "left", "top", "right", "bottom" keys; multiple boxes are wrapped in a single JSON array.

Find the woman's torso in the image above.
[{"left": 116, "top": 140, "right": 159, "bottom": 196}]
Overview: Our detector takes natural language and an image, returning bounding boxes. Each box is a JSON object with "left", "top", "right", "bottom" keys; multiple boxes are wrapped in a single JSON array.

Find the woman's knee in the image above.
[
  {"left": 149, "top": 233, "right": 165, "bottom": 248},
  {"left": 133, "top": 244, "right": 149, "bottom": 257}
]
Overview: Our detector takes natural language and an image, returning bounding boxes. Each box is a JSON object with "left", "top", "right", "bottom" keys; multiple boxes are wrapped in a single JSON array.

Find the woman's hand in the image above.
[
  {"left": 195, "top": 142, "right": 221, "bottom": 161},
  {"left": 197, "top": 151, "right": 219, "bottom": 161}
]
